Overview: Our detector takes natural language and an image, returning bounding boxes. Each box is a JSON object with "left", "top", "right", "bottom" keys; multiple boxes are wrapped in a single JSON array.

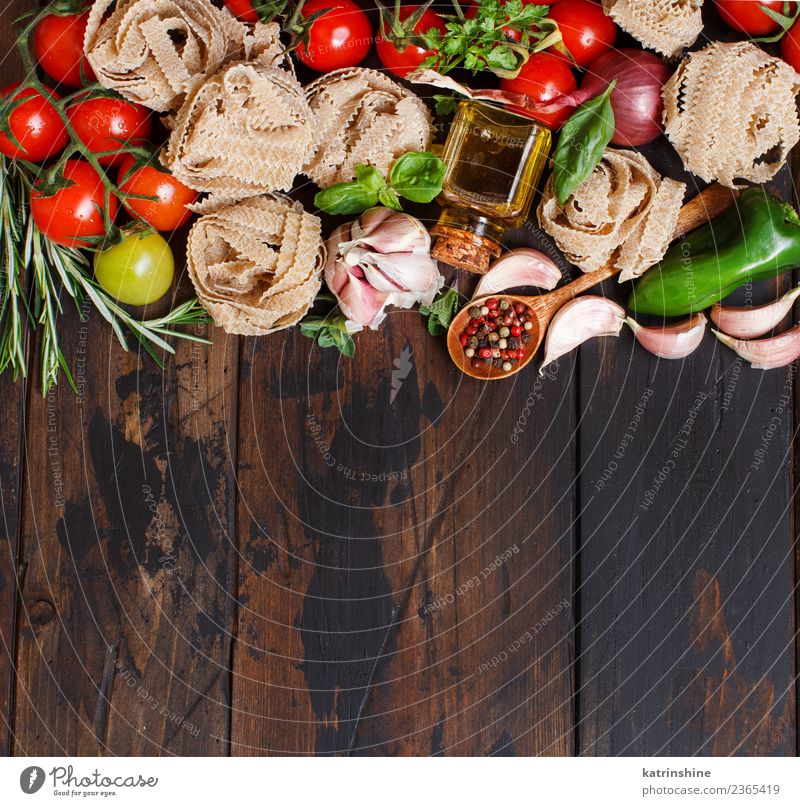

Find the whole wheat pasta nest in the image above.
[
  {"left": 538, "top": 148, "right": 685, "bottom": 282},
  {"left": 303, "top": 68, "right": 432, "bottom": 188},
  {"left": 602, "top": 0, "right": 703, "bottom": 59},
  {"left": 187, "top": 195, "right": 325, "bottom": 336},
  {"left": 161, "top": 59, "right": 315, "bottom": 198},
  {"left": 84, "top": 0, "right": 253, "bottom": 112},
  {"left": 663, "top": 41, "right": 800, "bottom": 187}
]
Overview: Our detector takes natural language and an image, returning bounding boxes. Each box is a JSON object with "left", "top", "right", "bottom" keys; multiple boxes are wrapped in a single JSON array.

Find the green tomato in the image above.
[{"left": 94, "top": 231, "right": 174, "bottom": 306}]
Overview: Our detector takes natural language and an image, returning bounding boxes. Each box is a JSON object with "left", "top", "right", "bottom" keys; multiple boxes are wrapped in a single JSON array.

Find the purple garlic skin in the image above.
[{"left": 474, "top": 248, "right": 561, "bottom": 298}]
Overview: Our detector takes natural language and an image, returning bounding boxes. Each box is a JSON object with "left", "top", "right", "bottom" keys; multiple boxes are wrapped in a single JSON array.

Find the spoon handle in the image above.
[{"left": 518, "top": 183, "right": 734, "bottom": 312}]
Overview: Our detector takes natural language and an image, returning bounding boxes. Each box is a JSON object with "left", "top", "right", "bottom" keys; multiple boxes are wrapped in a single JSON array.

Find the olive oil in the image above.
[{"left": 432, "top": 100, "right": 551, "bottom": 273}]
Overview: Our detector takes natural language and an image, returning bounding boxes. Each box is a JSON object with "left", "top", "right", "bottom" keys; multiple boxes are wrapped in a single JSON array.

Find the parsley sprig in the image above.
[{"left": 421, "top": 0, "right": 551, "bottom": 77}]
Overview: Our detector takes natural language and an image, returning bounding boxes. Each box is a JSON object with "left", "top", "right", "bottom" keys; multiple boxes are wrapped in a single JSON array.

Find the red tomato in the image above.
[
  {"left": 295, "top": 0, "right": 373, "bottom": 72},
  {"left": 223, "top": 0, "right": 260, "bottom": 22},
  {"left": 781, "top": 17, "right": 800, "bottom": 70},
  {"left": 67, "top": 97, "right": 152, "bottom": 166},
  {"left": 30, "top": 160, "right": 117, "bottom": 247},
  {"left": 0, "top": 83, "right": 68, "bottom": 162},
  {"left": 715, "top": 0, "right": 795, "bottom": 35},
  {"left": 547, "top": 0, "right": 617, "bottom": 68},
  {"left": 499, "top": 52, "right": 578, "bottom": 129},
  {"left": 33, "top": 11, "right": 96, "bottom": 88},
  {"left": 375, "top": 6, "right": 445, "bottom": 77},
  {"left": 117, "top": 154, "right": 198, "bottom": 231}
]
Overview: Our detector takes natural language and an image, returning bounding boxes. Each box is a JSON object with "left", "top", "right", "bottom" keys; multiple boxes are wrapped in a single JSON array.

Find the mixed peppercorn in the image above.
[{"left": 459, "top": 297, "right": 534, "bottom": 372}]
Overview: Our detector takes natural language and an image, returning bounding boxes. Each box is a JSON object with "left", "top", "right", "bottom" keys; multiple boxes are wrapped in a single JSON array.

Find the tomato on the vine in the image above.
[
  {"left": 30, "top": 160, "right": 117, "bottom": 247},
  {"left": 33, "top": 11, "right": 96, "bottom": 88},
  {"left": 223, "top": 0, "right": 260, "bottom": 22},
  {"left": 295, "top": 0, "right": 373, "bottom": 72},
  {"left": 117, "top": 153, "right": 198, "bottom": 232},
  {"left": 94, "top": 230, "right": 175, "bottom": 306},
  {"left": 547, "top": 0, "right": 617, "bottom": 68},
  {"left": 781, "top": 17, "right": 800, "bottom": 70},
  {"left": 67, "top": 97, "right": 152, "bottom": 166},
  {"left": 715, "top": 0, "right": 795, "bottom": 35},
  {"left": 376, "top": 6, "right": 445, "bottom": 78},
  {"left": 499, "top": 52, "right": 577, "bottom": 129},
  {"left": 0, "top": 83, "right": 69, "bottom": 162}
]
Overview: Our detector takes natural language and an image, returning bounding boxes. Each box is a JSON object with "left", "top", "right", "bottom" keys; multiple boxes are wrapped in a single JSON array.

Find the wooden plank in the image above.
[
  {"left": 0, "top": 0, "right": 32, "bottom": 756},
  {"left": 232, "top": 259, "right": 576, "bottom": 755},
  {"left": 13, "top": 294, "right": 238, "bottom": 755},
  {"left": 576, "top": 162, "right": 797, "bottom": 755}
]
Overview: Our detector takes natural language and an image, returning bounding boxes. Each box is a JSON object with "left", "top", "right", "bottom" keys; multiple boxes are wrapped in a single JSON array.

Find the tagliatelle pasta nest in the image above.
[
  {"left": 602, "top": 0, "right": 703, "bottom": 59},
  {"left": 663, "top": 41, "right": 800, "bottom": 187},
  {"left": 161, "top": 58, "right": 315, "bottom": 198},
  {"left": 84, "top": 0, "right": 252, "bottom": 112},
  {"left": 538, "top": 148, "right": 685, "bottom": 282},
  {"left": 303, "top": 68, "right": 432, "bottom": 188},
  {"left": 186, "top": 195, "right": 325, "bottom": 336}
]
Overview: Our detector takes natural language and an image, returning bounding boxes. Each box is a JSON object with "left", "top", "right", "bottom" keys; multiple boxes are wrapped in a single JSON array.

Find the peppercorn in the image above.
[
  {"left": 499, "top": 299, "right": 510, "bottom": 311},
  {"left": 468, "top": 306, "right": 481, "bottom": 319},
  {"left": 479, "top": 348, "right": 492, "bottom": 359},
  {"left": 510, "top": 325, "right": 522, "bottom": 337},
  {"left": 465, "top": 347, "right": 475, "bottom": 358},
  {"left": 477, "top": 338, "right": 488, "bottom": 349},
  {"left": 508, "top": 337, "right": 520, "bottom": 350},
  {"left": 521, "top": 333, "right": 531, "bottom": 345},
  {"left": 524, "top": 321, "right": 533, "bottom": 331},
  {"left": 486, "top": 298, "right": 499, "bottom": 310},
  {"left": 487, "top": 332, "right": 499, "bottom": 343},
  {"left": 498, "top": 326, "right": 510, "bottom": 338},
  {"left": 468, "top": 336, "right": 479, "bottom": 349},
  {"left": 502, "top": 361, "right": 512, "bottom": 371},
  {"left": 480, "top": 323, "right": 491, "bottom": 333}
]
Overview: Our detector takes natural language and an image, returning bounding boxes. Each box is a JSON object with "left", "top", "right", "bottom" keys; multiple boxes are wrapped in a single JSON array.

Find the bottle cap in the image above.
[{"left": 431, "top": 225, "right": 500, "bottom": 274}]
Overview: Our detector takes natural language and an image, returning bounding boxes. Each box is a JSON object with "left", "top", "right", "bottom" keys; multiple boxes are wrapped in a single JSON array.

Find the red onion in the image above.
[{"left": 581, "top": 49, "right": 670, "bottom": 146}]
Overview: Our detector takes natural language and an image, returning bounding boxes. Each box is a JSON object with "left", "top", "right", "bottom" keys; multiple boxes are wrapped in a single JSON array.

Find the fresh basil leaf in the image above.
[
  {"left": 355, "top": 164, "right": 385, "bottom": 193},
  {"left": 315, "top": 181, "right": 379, "bottom": 215},
  {"left": 419, "top": 287, "right": 461, "bottom": 336},
  {"left": 299, "top": 310, "right": 355, "bottom": 357},
  {"left": 552, "top": 81, "right": 616, "bottom": 207},
  {"left": 378, "top": 185, "right": 403, "bottom": 211},
  {"left": 389, "top": 151, "right": 446, "bottom": 204}
]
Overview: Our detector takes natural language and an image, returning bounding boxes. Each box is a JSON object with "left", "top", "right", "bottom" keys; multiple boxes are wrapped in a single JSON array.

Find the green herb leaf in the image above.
[
  {"left": 389, "top": 151, "right": 446, "bottom": 204},
  {"left": 378, "top": 185, "right": 403, "bottom": 211},
  {"left": 355, "top": 164, "right": 385, "bottom": 193},
  {"left": 300, "top": 309, "right": 355, "bottom": 357},
  {"left": 419, "top": 286, "right": 461, "bottom": 336},
  {"left": 433, "top": 94, "right": 460, "bottom": 116},
  {"left": 552, "top": 81, "right": 616, "bottom": 207},
  {"left": 315, "top": 181, "right": 379, "bottom": 215}
]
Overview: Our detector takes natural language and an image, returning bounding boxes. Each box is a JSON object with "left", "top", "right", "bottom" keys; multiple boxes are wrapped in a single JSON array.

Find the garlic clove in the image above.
[
  {"left": 473, "top": 248, "right": 561, "bottom": 298},
  {"left": 713, "top": 326, "right": 800, "bottom": 370},
  {"left": 626, "top": 313, "right": 706, "bottom": 359},
  {"left": 540, "top": 296, "right": 625, "bottom": 375},
  {"left": 710, "top": 285, "right": 800, "bottom": 339}
]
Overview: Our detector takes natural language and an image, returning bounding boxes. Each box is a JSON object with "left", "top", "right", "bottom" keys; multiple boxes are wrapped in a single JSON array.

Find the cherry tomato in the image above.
[
  {"left": 30, "top": 160, "right": 117, "bottom": 247},
  {"left": 295, "top": 0, "right": 373, "bottom": 72},
  {"left": 67, "top": 97, "right": 152, "bottom": 166},
  {"left": 499, "top": 52, "right": 578, "bottom": 129},
  {"left": 223, "top": 0, "right": 260, "bottom": 22},
  {"left": 0, "top": 83, "right": 68, "bottom": 162},
  {"left": 94, "top": 231, "right": 175, "bottom": 306},
  {"left": 117, "top": 154, "right": 198, "bottom": 231},
  {"left": 715, "top": 0, "right": 795, "bottom": 35},
  {"left": 376, "top": 6, "right": 445, "bottom": 78},
  {"left": 547, "top": 0, "right": 617, "bottom": 68},
  {"left": 33, "top": 11, "right": 96, "bottom": 88},
  {"left": 781, "top": 17, "right": 800, "bottom": 70}
]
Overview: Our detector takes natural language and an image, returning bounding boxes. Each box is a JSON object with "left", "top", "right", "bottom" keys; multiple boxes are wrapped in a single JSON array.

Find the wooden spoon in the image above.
[{"left": 447, "top": 183, "right": 736, "bottom": 380}]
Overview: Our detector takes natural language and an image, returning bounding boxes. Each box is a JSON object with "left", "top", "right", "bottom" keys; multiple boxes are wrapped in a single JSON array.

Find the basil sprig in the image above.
[
  {"left": 315, "top": 151, "right": 445, "bottom": 216},
  {"left": 419, "top": 287, "right": 461, "bottom": 336},
  {"left": 551, "top": 80, "right": 616, "bottom": 206}
]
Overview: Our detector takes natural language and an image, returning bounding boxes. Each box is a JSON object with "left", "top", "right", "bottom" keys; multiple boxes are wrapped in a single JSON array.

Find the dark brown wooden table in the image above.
[{"left": 1, "top": 2, "right": 798, "bottom": 756}]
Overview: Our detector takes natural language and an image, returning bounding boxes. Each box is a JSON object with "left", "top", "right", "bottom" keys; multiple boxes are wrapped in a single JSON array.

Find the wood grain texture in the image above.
[
  {"left": 232, "top": 261, "right": 576, "bottom": 755},
  {"left": 13, "top": 294, "right": 238, "bottom": 755}
]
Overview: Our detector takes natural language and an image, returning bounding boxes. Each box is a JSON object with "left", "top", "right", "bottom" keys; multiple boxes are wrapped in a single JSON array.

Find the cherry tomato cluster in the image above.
[{"left": 0, "top": 7, "right": 198, "bottom": 251}]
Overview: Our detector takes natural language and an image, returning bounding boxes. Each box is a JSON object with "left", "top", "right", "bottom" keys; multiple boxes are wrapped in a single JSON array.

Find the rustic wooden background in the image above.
[{"left": 0, "top": 2, "right": 797, "bottom": 756}]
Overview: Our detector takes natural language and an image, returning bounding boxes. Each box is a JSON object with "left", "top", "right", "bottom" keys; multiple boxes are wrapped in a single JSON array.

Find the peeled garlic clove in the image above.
[
  {"left": 714, "top": 326, "right": 800, "bottom": 370},
  {"left": 474, "top": 248, "right": 561, "bottom": 298},
  {"left": 626, "top": 313, "right": 706, "bottom": 359},
  {"left": 710, "top": 285, "right": 800, "bottom": 339},
  {"left": 540, "top": 296, "right": 625, "bottom": 375}
]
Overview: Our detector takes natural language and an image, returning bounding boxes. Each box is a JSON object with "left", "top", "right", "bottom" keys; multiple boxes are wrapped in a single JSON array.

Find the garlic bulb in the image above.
[
  {"left": 714, "top": 327, "right": 800, "bottom": 370},
  {"left": 540, "top": 296, "right": 625, "bottom": 375},
  {"left": 626, "top": 313, "right": 706, "bottom": 359},
  {"left": 324, "top": 208, "right": 444, "bottom": 330},
  {"left": 473, "top": 248, "right": 561, "bottom": 298},
  {"left": 710, "top": 286, "right": 800, "bottom": 339}
]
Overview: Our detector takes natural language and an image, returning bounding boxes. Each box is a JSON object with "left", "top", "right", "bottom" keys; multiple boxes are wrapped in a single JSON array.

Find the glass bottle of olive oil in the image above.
[{"left": 432, "top": 100, "right": 551, "bottom": 273}]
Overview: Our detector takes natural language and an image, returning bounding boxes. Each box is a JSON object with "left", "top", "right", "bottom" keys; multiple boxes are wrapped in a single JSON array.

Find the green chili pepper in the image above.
[{"left": 628, "top": 188, "right": 800, "bottom": 317}]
